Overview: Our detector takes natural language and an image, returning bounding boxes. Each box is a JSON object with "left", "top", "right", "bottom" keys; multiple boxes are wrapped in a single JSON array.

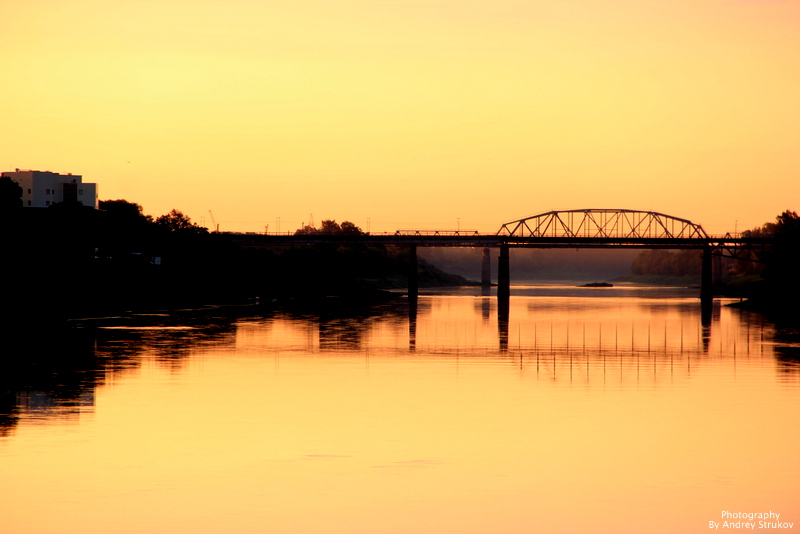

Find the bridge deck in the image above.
[{"left": 229, "top": 233, "right": 770, "bottom": 250}]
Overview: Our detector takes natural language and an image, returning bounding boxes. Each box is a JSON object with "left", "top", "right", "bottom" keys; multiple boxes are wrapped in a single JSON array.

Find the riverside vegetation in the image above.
[{"left": 0, "top": 189, "right": 473, "bottom": 324}]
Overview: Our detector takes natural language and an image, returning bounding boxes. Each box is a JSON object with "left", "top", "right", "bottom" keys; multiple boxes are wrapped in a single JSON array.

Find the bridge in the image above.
[{"left": 230, "top": 209, "right": 771, "bottom": 303}]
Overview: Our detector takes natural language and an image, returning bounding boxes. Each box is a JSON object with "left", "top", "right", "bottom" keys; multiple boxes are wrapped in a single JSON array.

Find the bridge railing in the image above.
[
  {"left": 255, "top": 231, "right": 483, "bottom": 237},
  {"left": 393, "top": 229, "right": 480, "bottom": 236}
]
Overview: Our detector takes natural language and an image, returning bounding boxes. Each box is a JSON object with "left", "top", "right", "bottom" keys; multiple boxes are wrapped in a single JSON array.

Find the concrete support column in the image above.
[
  {"left": 481, "top": 247, "right": 492, "bottom": 288},
  {"left": 701, "top": 245, "right": 713, "bottom": 304},
  {"left": 497, "top": 244, "right": 510, "bottom": 301},
  {"left": 408, "top": 244, "right": 419, "bottom": 299}
]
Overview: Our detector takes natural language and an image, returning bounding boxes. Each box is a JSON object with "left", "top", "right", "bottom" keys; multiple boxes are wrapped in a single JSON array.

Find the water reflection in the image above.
[
  {"left": 409, "top": 294, "right": 417, "bottom": 351},
  {"left": 498, "top": 297, "right": 509, "bottom": 352},
  {"left": 2, "top": 292, "right": 798, "bottom": 439},
  {"left": 474, "top": 292, "right": 493, "bottom": 325},
  {"left": 0, "top": 328, "right": 98, "bottom": 437},
  {"left": 769, "top": 317, "right": 800, "bottom": 376},
  {"left": 2, "top": 291, "right": 800, "bottom": 534},
  {"left": 0, "top": 308, "right": 242, "bottom": 437}
]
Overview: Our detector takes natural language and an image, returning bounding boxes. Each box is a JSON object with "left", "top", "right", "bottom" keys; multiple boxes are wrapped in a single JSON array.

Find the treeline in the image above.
[
  {"left": 273, "top": 217, "right": 472, "bottom": 294},
  {"left": 0, "top": 197, "right": 227, "bottom": 322},
  {"left": 747, "top": 210, "right": 800, "bottom": 305},
  {"left": 0, "top": 191, "right": 471, "bottom": 323},
  {"left": 630, "top": 249, "right": 702, "bottom": 277},
  {"left": 719, "top": 210, "right": 800, "bottom": 297},
  {"left": 294, "top": 219, "right": 364, "bottom": 236}
]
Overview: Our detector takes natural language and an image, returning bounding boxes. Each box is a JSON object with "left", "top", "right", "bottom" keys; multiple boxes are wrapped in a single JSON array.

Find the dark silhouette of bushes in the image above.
[
  {"left": 1, "top": 203, "right": 473, "bottom": 319},
  {"left": 760, "top": 210, "right": 800, "bottom": 303}
]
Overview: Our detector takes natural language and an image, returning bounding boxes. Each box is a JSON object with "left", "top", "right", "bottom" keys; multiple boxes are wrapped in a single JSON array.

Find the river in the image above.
[{"left": 1, "top": 283, "right": 799, "bottom": 533}]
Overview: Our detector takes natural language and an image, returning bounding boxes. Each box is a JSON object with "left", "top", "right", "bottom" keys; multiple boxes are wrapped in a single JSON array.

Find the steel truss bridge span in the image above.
[
  {"left": 243, "top": 207, "right": 762, "bottom": 252},
  {"left": 497, "top": 209, "right": 709, "bottom": 240}
]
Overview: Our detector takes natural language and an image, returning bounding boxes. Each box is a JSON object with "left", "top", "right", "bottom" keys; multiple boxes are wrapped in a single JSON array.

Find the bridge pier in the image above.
[
  {"left": 714, "top": 253, "right": 723, "bottom": 288},
  {"left": 481, "top": 247, "right": 492, "bottom": 288},
  {"left": 497, "top": 244, "right": 510, "bottom": 301},
  {"left": 701, "top": 245, "right": 713, "bottom": 304}
]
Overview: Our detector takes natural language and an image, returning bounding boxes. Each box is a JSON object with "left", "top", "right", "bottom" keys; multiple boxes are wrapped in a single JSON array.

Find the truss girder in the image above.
[
  {"left": 498, "top": 209, "right": 709, "bottom": 240},
  {"left": 714, "top": 242, "right": 770, "bottom": 263}
]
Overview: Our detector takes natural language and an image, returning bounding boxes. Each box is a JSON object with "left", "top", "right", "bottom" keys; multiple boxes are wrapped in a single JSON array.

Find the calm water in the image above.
[{"left": 2, "top": 284, "right": 799, "bottom": 533}]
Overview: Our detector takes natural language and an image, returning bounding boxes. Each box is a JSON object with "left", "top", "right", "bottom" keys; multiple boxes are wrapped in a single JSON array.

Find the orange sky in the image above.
[{"left": 2, "top": 0, "right": 798, "bottom": 234}]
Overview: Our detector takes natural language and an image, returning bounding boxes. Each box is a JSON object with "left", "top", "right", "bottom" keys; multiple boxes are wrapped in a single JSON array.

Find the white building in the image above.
[{"left": 1, "top": 169, "right": 98, "bottom": 209}]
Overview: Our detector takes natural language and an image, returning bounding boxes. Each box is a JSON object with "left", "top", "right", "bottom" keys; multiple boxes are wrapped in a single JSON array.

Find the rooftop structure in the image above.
[{"left": 1, "top": 169, "right": 98, "bottom": 209}]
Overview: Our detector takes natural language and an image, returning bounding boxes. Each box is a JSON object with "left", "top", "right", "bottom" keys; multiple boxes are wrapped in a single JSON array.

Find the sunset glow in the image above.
[{"left": 2, "top": 0, "right": 798, "bottom": 233}]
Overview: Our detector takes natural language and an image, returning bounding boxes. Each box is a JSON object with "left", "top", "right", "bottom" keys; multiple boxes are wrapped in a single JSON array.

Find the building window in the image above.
[
  {"left": 28, "top": 189, "right": 31, "bottom": 194},
  {"left": 78, "top": 189, "right": 83, "bottom": 195},
  {"left": 46, "top": 189, "right": 50, "bottom": 194},
  {"left": 27, "top": 201, "right": 31, "bottom": 206},
  {"left": 46, "top": 201, "right": 50, "bottom": 206}
]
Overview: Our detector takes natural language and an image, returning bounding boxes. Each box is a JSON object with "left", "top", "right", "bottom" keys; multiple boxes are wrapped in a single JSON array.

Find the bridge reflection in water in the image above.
[
  {"left": 233, "top": 289, "right": 780, "bottom": 386},
  {"left": 403, "top": 291, "right": 778, "bottom": 385}
]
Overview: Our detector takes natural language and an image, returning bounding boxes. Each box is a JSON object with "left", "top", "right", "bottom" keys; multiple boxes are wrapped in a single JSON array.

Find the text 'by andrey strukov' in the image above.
[{"left": 709, "top": 511, "right": 793, "bottom": 530}]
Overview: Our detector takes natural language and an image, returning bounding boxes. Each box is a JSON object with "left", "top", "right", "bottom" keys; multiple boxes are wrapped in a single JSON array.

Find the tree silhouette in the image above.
[
  {"left": 294, "top": 219, "right": 364, "bottom": 236},
  {"left": 319, "top": 219, "right": 341, "bottom": 234},
  {"left": 0, "top": 176, "right": 22, "bottom": 211},
  {"left": 154, "top": 209, "right": 207, "bottom": 234},
  {"left": 100, "top": 199, "right": 152, "bottom": 223},
  {"left": 340, "top": 221, "right": 364, "bottom": 235},
  {"left": 763, "top": 210, "right": 800, "bottom": 300}
]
